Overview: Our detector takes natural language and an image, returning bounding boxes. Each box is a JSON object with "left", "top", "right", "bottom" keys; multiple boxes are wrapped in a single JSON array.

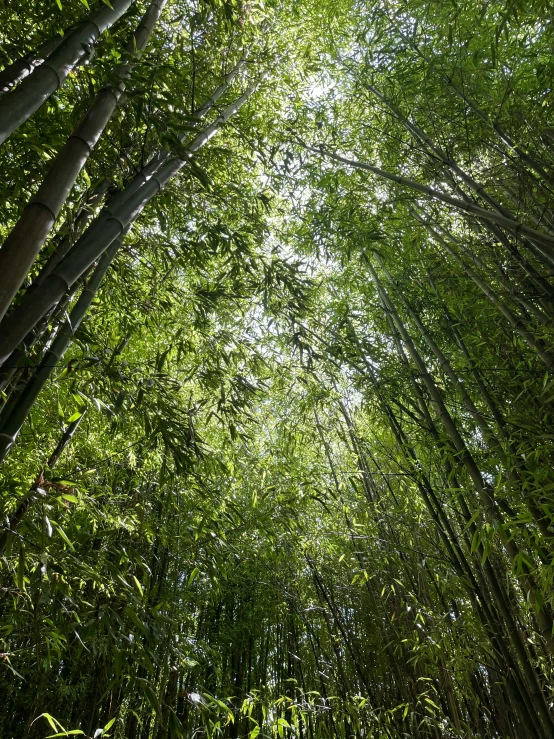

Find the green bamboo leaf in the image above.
[
  {"left": 188, "top": 160, "right": 212, "bottom": 190},
  {"left": 103, "top": 717, "right": 116, "bottom": 732},
  {"left": 132, "top": 575, "right": 144, "bottom": 597},
  {"left": 424, "top": 697, "right": 440, "bottom": 710},
  {"left": 52, "top": 522, "right": 75, "bottom": 550},
  {"left": 61, "top": 494, "right": 79, "bottom": 504},
  {"left": 143, "top": 684, "right": 160, "bottom": 713},
  {"left": 36, "top": 713, "right": 61, "bottom": 731}
]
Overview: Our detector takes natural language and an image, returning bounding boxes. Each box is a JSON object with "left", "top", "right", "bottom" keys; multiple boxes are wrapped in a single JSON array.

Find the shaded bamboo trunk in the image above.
[
  {"left": 0, "top": 236, "right": 122, "bottom": 463},
  {"left": 423, "top": 266, "right": 554, "bottom": 541},
  {"left": 0, "top": 0, "right": 135, "bottom": 146},
  {"left": 28, "top": 55, "right": 244, "bottom": 284},
  {"left": 366, "top": 82, "right": 554, "bottom": 274},
  {"left": 338, "top": 319, "right": 552, "bottom": 735},
  {"left": 0, "top": 80, "right": 261, "bottom": 366},
  {"left": 0, "top": 179, "right": 111, "bottom": 397},
  {"left": 35, "top": 177, "right": 112, "bottom": 285},
  {"left": 91, "top": 57, "right": 247, "bottom": 219},
  {"left": 373, "top": 362, "right": 552, "bottom": 736},
  {"left": 369, "top": 261, "right": 554, "bottom": 646},
  {"left": 315, "top": 147, "right": 554, "bottom": 253},
  {"left": 414, "top": 213, "right": 554, "bottom": 369},
  {"left": 423, "top": 265, "right": 510, "bottom": 438},
  {"left": 377, "top": 256, "right": 554, "bottom": 542},
  {"left": 0, "top": 0, "right": 166, "bottom": 323},
  {"left": 0, "top": 34, "right": 65, "bottom": 94},
  {"left": 0, "top": 281, "right": 80, "bottom": 415}
]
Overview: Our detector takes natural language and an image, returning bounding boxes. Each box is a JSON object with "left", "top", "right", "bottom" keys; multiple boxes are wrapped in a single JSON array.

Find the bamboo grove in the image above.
[{"left": 1, "top": 0, "right": 554, "bottom": 737}]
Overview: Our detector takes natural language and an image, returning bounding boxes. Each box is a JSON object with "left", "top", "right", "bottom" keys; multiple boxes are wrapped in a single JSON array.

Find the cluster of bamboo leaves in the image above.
[{"left": 1, "top": 0, "right": 554, "bottom": 737}]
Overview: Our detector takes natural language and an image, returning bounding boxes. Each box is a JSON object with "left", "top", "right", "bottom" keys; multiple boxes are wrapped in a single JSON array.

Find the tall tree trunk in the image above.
[
  {"left": 0, "top": 0, "right": 166, "bottom": 323},
  {"left": 0, "top": 80, "right": 261, "bottom": 366},
  {"left": 315, "top": 147, "right": 554, "bottom": 254},
  {"left": 0, "top": 34, "right": 65, "bottom": 95},
  {"left": 0, "top": 236, "right": 122, "bottom": 462},
  {"left": 0, "top": 0, "right": 135, "bottom": 146}
]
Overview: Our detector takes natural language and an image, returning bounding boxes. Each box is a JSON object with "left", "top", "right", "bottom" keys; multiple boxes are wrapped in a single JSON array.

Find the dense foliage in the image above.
[{"left": 1, "top": 0, "right": 554, "bottom": 737}]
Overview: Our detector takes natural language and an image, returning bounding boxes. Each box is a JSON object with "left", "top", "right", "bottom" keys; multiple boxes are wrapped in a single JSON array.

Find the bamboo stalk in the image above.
[
  {"left": 0, "top": 80, "right": 261, "bottom": 367},
  {"left": 415, "top": 214, "right": 554, "bottom": 370},
  {"left": 0, "top": 236, "right": 122, "bottom": 462},
  {"left": 365, "top": 83, "right": 554, "bottom": 271},
  {"left": 0, "top": 0, "right": 167, "bottom": 322},
  {"left": 313, "top": 146, "right": 554, "bottom": 252},
  {"left": 379, "top": 257, "right": 554, "bottom": 546},
  {"left": 370, "top": 262, "right": 554, "bottom": 653},
  {"left": 0, "top": 0, "right": 135, "bottom": 146},
  {"left": 0, "top": 34, "right": 65, "bottom": 94},
  {"left": 381, "top": 13, "right": 554, "bottom": 189}
]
